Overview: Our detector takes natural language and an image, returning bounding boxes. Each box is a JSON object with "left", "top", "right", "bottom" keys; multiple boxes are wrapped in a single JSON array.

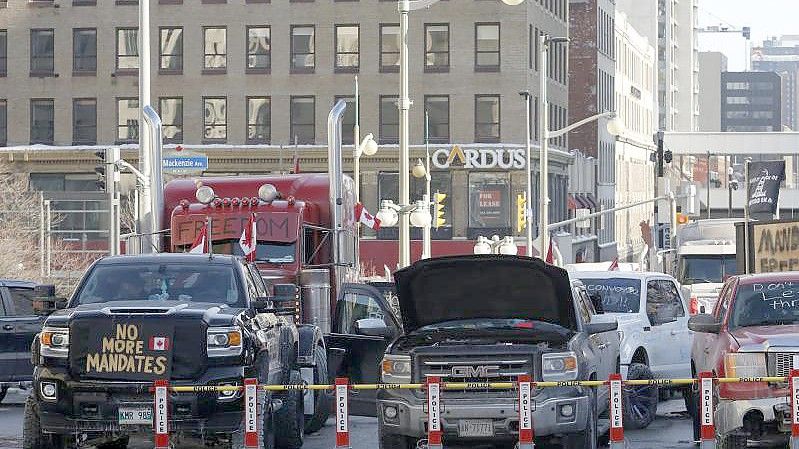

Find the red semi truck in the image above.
[{"left": 160, "top": 173, "right": 402, "bottom": 427}]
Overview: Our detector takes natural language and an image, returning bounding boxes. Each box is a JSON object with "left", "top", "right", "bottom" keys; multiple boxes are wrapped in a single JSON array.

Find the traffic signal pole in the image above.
[{"left": 107, "top": 148, "right": 121, "bottom": 256}]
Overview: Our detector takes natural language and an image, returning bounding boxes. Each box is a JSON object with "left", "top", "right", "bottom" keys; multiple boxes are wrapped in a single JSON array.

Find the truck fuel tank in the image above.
[{"left": 300, "top": 269, "right": 332, "bottom": 334}]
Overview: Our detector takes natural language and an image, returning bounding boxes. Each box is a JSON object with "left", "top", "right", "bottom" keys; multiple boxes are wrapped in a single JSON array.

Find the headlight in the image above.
[
  {"left": 381, "top": 354, "right": 411, "bottom": 384},
  {"left": 207, "top": 327, "right": 243, "bottom": 357},
  {"left": 541, "top": 352, "right": 579, "bottom": 382},
  {"left": 40, "top": 327, "right": 69, "bottom": 358},
  {"left": 724, "top": 352, "right": 766, "bottom": 378}
]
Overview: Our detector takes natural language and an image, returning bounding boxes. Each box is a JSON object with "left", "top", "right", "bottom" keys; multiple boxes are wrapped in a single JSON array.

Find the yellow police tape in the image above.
[{"left": 166, "top": 376, "right": 791, "bottom": 393}]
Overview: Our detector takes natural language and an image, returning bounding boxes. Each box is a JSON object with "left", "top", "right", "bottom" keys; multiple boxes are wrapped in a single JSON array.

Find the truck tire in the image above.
[
  {"left": 275, "top": 370, "right": 305, "bottom": 449},
  {"left": 717, "top": 432, "right": 747, "bottom": 449},
  {"left": 304, "top": 345, "right": 331, "bottom": 434},
  {"left": 23, "top": 395, "right": 65, "bottom": 449},
  {"left": 623, "top": 363, "right": 658, "bottom": 430},
  {"left": 378, "top": 420, "right": 416, "bottom": 449},
  {"left": 0, "top": 386, "right": 7, "bottom": 403},
  {"left": 561, "top": 389, "right": 597, "bottom": 449},
  {"left": 263, "top": 397, "right": 276, "bottom": 449}
]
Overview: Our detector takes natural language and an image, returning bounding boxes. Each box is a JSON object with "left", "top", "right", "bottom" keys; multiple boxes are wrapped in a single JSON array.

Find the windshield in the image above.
[
  {"left": 580, "top": 278, "right": 642, "bottom": 313},
  {"left": 73, "top": 263, "right": 244, "bottom": 307},
  {"left": 678, "top": 255, "right": 737, "bottom": 284},
  {"left": 730, "top": 281, "right": 799, "bottom": 329},
  {"left": 179, "top": 239, "right": 296, "bottom": 264}
]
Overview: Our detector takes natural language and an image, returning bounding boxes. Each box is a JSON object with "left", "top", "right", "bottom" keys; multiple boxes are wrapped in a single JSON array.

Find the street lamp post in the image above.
[
  {"left": 520, "top": 91, "right": 534, "bottom": 256},
  {"left": 536, "top": 32, "right": 622, "bottom": 259},
  {"left": 396, "top": 0, "right": 526, "bottom": 269}
]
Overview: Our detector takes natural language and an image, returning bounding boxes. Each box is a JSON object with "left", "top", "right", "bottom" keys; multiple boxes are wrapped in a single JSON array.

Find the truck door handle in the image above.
[
  {"left": 670, "top": 330, "right": 679, "bottom": 336},
  {"left": 643, "top": 326, "right": 651, "bottom": 331},
  {"left": 597, "top": 343, "right": 608, "bottom": 350},
  {"left": 2, "top": 325, "right": 13, "bottom": 331}
]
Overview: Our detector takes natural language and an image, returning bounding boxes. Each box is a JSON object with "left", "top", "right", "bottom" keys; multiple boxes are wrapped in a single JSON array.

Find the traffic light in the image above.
[
  {"left": 433, "top": 191, "right": 447, "bottom": 229},
  {"left": 516, "top": 192, "right": 527, "bottom": 233},
  {"left": 654, "top": 131, "right": 664, "bottom": 177},
  {"left": 676, "top": 213, "right": 689, "bottom": 225},
  {"left": 94, "top": 150, "right": 106, "bottom": 191},
  {"left": 664, "top": 149, "right": 673, "bottom": 164},
  {"left": 742, "top": 26, "right": 751, "bottom": 40}
]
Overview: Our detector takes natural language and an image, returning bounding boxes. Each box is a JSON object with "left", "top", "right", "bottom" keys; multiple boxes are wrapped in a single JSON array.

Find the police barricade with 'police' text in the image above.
[{"left": 150, "top": 372, "right": 799, "bottom": 449}]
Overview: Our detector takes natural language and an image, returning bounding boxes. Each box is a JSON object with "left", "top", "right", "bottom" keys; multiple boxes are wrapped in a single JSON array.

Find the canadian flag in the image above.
[
  {"left": 354, "top": 202, "right": 381, "bottom": 230},
  {"left": 189, "top": 221, "right": 209, "bottom": 254},
  {"left": 608, "top": 257, "right": 619, "bottom": 271},
  {"left": 149, "top": 336, "right": 170, "bottom": 351},
  {"left": 239, "top": 213, "right": 257, "bottom": 262}
]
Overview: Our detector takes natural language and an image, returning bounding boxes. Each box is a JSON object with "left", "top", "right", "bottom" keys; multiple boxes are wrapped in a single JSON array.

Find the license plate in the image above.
[
  {"left": 457, "top": 419, "right": 494, "bottom": 437},
  {"left": 118, "top": 407, "right": 152, "bottom": 425}
]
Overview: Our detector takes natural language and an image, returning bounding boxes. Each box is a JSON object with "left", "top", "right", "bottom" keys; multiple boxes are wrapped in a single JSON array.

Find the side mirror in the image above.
[
  {"left": 354, "top": 318, "right": 393, "bottom": 338},
  {"left": 585, "top": 321, "right": 618, "bottom": 334},
  {"left": 589, "top": 294, "right": 604, "bottom": 314},
  {"left": 32, "top": 284, "right": 65, "bottom": 315},
  {"left": 252, "top": 297, "right": 272, "bottom": 313},
  {"left": 688, "top": 314, "right": 721, "bottom": 334}
]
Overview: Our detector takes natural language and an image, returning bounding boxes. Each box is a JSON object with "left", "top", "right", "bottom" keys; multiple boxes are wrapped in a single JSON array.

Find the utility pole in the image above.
[
  {"left": 107, "top": 148, "right": 121, "bottom": 256},
  {"left": 138, "top": 0, "right": 153, "bottom": 249},
  {"left": 706, "top": 151, "right": 712, "bottom": 219}
]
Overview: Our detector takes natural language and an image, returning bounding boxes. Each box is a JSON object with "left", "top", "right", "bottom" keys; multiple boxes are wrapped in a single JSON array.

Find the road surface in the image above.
[{"left": 0, "top": 388, "right": 695, "bottom": 448}]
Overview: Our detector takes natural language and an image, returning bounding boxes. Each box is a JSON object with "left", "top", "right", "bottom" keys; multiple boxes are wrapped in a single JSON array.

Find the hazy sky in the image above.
[{"left": 697, "top": 0, "right": 799, "bottom": 71}]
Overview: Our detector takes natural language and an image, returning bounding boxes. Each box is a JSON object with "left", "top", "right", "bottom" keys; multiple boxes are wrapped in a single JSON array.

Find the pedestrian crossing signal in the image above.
[{"left": 433, "top": 192, "right": 447, "bottom": 229}]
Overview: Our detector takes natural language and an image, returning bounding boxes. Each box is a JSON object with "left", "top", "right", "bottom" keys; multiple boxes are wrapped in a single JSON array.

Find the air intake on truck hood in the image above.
[{"left": 393, "top": 255, "right": 578, "bottom": 333}]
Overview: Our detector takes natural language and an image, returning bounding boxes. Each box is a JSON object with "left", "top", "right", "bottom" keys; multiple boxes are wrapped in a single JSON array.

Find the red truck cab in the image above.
[{"left": 689, "top": 272, "right": 799, "bottom": 446}]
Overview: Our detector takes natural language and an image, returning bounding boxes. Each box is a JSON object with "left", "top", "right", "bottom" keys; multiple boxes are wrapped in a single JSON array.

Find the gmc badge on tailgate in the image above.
[{"left": 450, "top": 365, "right": 501, "bottom": 378}]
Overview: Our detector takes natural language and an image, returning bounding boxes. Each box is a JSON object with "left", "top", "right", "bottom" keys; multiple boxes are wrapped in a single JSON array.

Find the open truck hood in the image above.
[{"left": 393, "top": 255, "right": 577, "bottom": 334}]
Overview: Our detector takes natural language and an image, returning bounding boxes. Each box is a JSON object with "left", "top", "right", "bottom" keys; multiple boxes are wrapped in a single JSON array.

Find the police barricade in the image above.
[{"left": 152, "top": 374, "right": 799, "bottom": 449}]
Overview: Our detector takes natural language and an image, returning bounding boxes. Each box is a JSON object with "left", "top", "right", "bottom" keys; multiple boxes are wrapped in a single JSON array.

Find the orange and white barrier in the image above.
[
  {"left": 699, "top": 372, "right": 715, "bottom": 449},
  {"left": 608, "top": 373, "right": 624, "bottom": 448},
  {"left": 426, "top": 376, "right": 443, "bottom": 449},
  {"left": 791, "top": 369, "right": 799, "bottom": 449},
  {"left": 517, "top": 375, "right": 535, "bottom": 449},
  {"left": 153, "top": 379, "right": 169, "bottom": 449},
  {"left": 244, "top": 378, "right": 258, "bottom": 448},
  {"left": 335, "top": 378, "right": 350, "bottom": 449}
]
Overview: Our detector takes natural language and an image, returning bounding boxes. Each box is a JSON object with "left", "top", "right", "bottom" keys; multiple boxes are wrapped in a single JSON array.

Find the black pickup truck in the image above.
[
  {"left": 24, "top": 253, "right": 313, "bottom": 449},
  {"left": 0, "top": 280, "right": 58, "bottom": 403}
]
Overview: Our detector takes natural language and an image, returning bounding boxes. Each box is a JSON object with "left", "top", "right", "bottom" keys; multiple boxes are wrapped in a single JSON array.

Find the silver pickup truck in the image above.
[{"left": 375, "top": 255, "right": 620, "bottom": 449}]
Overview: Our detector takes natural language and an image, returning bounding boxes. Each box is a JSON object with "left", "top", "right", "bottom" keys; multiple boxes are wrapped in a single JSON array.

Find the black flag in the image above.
[{"left": 747, "top": 160, "right": 786, "bottom": 219}]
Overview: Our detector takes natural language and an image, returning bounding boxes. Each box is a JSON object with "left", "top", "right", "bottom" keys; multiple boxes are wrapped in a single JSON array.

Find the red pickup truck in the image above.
[{"left": 689, "top": 272, "right": 799, "bottom": 448}]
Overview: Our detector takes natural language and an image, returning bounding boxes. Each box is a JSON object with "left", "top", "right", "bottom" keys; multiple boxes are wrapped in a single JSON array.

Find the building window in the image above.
[
  {"left": 117, "top": 98, "right": 139, "bottom": 143},
  {"left": 290, "top": 96, "right": 315, "bottom": 144},
  {"left": 380, "top": 24, "right": 400, "bottom": 73},
  {"left": 203, "top": 97, "right": 227, "bottom": 142},
  {"left": 0, "top": 30, "right": 7, "bottom": 76},
  {"left": 424, "top": 95, "right": 449, "bottom": 143},
  {"left": 335, "top": 25, "right": 359, "bottom": 72},
  {"left": 203, "top": 27, "right": 227, "bottom": 71},
  {"left": 159, "top": 27, "right": 183, "bottom": 73},
  {"left": 468, "top": 172, "right": 511, "bottom": 238},
  {"left": 159, "top": 97, "right": 183, "bottom": 143},
  {"left": 116, "top": 28, "right": 139, "bottom": 72},
  {"left": 335, "top": 96, "right": 356, "bottom": 145},
  {"left": 72, "top": 28, "right": 96, "bottom": 74},
  {"left": 424, "top": 24, "right": 450, "bottom": 72},
  {"left": 72, "top": 98, "right": 96, "bottom": 144},
  {"left": 30, "top": 99, "right": 54, "bottom": 144},
  {"left": 379, "top": 95, "right": 399, "bottom": 144},
  {"left": 247, "top": 26, "right": 271, "bottom": 73},
  {"left": 247, "top": 96, "right": 271, "bottom": 144},
  {"left": 0, "top": 99, "right": 6, "bottom": 146},
  {"left": 30, "top": 29, "right": 55, "bottom": 75},
  {"left": 291, "top": 26, "right": 315, "bottom": 73},
  {"left": 475, "top": 23, "right": 500, "bottom": 71},
  {"left": 475, "top": 95, "right": 500, "bottom": 142}
]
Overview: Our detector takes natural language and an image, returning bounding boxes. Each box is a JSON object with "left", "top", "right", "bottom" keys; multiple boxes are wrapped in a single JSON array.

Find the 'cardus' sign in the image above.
[
  {"left": 432, "top": 145, "right": 526, "bottom": 170},
  {"left": 171, "top": 212, "right": 300, "bottom": 246}
]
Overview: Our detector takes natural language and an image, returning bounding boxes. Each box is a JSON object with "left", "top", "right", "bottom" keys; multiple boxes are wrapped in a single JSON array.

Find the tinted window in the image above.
[
  {"left": 730, "top": 281, "right": 799, "bottom": 329},
  {"left": 581, "top": 278, "right": 641, "bottom": 313},
  {"left": 646, "top": 280, "right": 685, "bottom": 325},
  {"left": 9, "top": 288, "right": 35, "bottom": 316},
  {"left": 74, "top": 263, "right": 243, "bottom": 307},
  {"left": 339, "top": 292, "right": 388, "bottom": 334}
]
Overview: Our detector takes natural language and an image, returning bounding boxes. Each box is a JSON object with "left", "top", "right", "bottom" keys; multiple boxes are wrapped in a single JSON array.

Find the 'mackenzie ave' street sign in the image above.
[{"left": 163, "top": 153, "right": 209, "bottom": 173}]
